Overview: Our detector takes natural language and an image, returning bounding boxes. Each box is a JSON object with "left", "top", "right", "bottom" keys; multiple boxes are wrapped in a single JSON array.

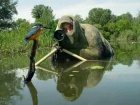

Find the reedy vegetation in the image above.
[{"left": 1, "top": 0, "right": 140, "bottom": 54}]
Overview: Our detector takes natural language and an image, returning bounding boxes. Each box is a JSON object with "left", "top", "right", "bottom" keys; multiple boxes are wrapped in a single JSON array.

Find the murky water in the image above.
[{"left": 0, "top": 42, "right": 140, "bottom": 105}]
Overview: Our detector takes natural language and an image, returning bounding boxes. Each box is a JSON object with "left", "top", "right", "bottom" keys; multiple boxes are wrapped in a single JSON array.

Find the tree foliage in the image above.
[
  {"left": 16, "top": 18, "right": 31, "bottom": 31},
  {"left": 0, "top": 0, "right": 17, "bottom": 29},
  {"left": 117, "top": 12, "right": 133, "bottom": 23},
  {"left": 31, "top": 5, "right": 54, "bottom": 25},
  {"left": 31, "top": 5, "right": 45, "bottom": 20},
  {"left": 1, "top": 3, "right": 140, "bottom": 53},
  {"left": 87, "top": 8, "right": 112, "bottom": 25},
  {"left": 116, "top": 19, "right": 131, "bottom": 31},
  {"left": 74, "top": 14, "right": 84, "bottom": 23},
  {"left": 85, "top": 7, "right": 140, "bottom": 41}
]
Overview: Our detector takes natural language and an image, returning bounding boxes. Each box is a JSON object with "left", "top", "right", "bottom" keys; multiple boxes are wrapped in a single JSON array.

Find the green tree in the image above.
[
  {"left": 16, "top": 18, "right": 31, "bottom": 29},
  {"left": 106, "top": 22, "right": 116, "bottom": 34},
  {"left": 31, "top": 5, "right": 45, "bottom": 21},
  {"left": 109, "top": 14, "right": 117, "bottom": 22},
  {"left": 116, "top": 19, "right": 131, "bottom": 31},
  {"left": 117, "top": 12, "right": 133, "bottom": 23},
  {"left": 132, "top": 15, "right": 140, "bottom": 41},
  {"left": 31, "top": 5, "right": 54, "bottom": 25},
  {"left": 74, "top": 14, "right": 84, "bottom": 23},
  {"left": 0, "top": 0, "right": 18, "bottom": 29},
  {"left": 31, "top": 4, "right": 55, "bottom": 31},
  {"left": 87, "top": 8, "right": 112, "bottom": 26},
  {"left": 105, "top": 22, "right": 119, "bottom": 40},
  {"left": 31, "top": 4, "right": 56, "bottom": 46},
  {"left": 133, "top": 11, "right": 140, "bottom": 32}
]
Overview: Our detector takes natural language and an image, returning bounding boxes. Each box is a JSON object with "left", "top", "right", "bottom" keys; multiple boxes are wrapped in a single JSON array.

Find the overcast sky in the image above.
[{"left": 14, "top": 0, "right": 140, "bottom": 23}]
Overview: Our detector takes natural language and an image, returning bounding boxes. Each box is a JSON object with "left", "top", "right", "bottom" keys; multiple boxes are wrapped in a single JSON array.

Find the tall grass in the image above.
[{"left": 0, "top": 28, "right": 54, "bottom": 55}]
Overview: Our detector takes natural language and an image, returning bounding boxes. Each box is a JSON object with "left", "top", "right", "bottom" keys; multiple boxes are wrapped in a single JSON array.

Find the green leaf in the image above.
[{"left": 89, "top": 66, "right": 104, "bottom": 70}]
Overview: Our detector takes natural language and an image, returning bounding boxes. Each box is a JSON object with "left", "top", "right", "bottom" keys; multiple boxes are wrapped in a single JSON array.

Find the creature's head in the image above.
[
  {"left": 32, "top": 22, "right": 43, "bottom": 28},
  {"left": 57, "top": 82, "right": 80, "bottom": 102},
  {"left": 55, "top": 15, "right": 81, "bottom": 44},
  {"left": 54, "top": 15, "right": 88, "bottom": 53},
  {"left": 32, "top": 22, "right": 51, "bottom": 29}
]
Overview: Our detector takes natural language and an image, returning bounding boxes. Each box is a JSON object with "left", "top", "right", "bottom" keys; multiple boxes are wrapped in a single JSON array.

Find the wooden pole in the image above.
[
  {"left": 35, "top": 48, "right": 87, "bottom": 66},
  {"left": 24, "top": 40, "right": 38, "bottom": 83},
  {"left": 62, "top": 49, "right": 87, "bottom": 61},
  {"left": 35, "top": 48, "right": 57, "bottom": 66}
]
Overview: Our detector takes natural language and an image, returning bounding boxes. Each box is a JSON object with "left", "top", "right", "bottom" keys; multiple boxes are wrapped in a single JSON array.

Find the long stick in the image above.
[
  {"left": 35, "top": 48, "right": 87, "bottom": 66},
  {"left": 24, "top": 40, "right": 38, "bottom": 83},
  {"left": 35, "top": 48, "right": 57, "bottom": 66},
  {"left": 62, "top": 49, "right": 87, "bottom": 61}
]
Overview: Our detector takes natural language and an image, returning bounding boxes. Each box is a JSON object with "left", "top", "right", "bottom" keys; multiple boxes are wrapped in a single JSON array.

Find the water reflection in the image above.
[
  {"left": 55, "top": 60, "right": 111, "bottom": 101},
  {"left": 1, "top": 42, "right": 140, "bottom": 105},
  {"left": 111, "top": 42, "right": 140, "bottom": 65},
  {"left": 0, "top": 69, "right": 23, "bottom": 105},
  {"left": 26, "top": 82, "right": 38, "bottom": 105},
  {"left": 27, "top": 58, "right": 113, "bottom": 102}
]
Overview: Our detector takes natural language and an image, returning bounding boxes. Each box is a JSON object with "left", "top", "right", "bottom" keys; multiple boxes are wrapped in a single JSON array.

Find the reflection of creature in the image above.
[
  {"left": 55, "top": 58, "right": 112, "bottom": 101},
  {"left": 57, "top": 63, "right": 88, "bottom": 101},
  {"left": 25, "top": 58, "right": 112, "bottom": 103},
  {"left": 80, "top": 61, "right": 108, "bottom": 88},
  {"left": 51, "top": 15, "right": 114, "bottom": 62}
]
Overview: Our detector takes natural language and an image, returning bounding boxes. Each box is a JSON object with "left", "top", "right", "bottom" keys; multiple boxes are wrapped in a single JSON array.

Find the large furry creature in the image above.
[{"left": 52, "top": 15, "right": 114, "bottom": 61}]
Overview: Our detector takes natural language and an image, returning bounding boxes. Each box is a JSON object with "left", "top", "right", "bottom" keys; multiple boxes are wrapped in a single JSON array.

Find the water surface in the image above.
[{"left": 0, "top": 42, "right": 140, "bottom": 105}]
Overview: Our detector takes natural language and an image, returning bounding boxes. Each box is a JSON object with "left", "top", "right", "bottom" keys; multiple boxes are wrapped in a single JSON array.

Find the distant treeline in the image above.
[{"left": 1, "top": 0, "right": 140, "bottom": 53}]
